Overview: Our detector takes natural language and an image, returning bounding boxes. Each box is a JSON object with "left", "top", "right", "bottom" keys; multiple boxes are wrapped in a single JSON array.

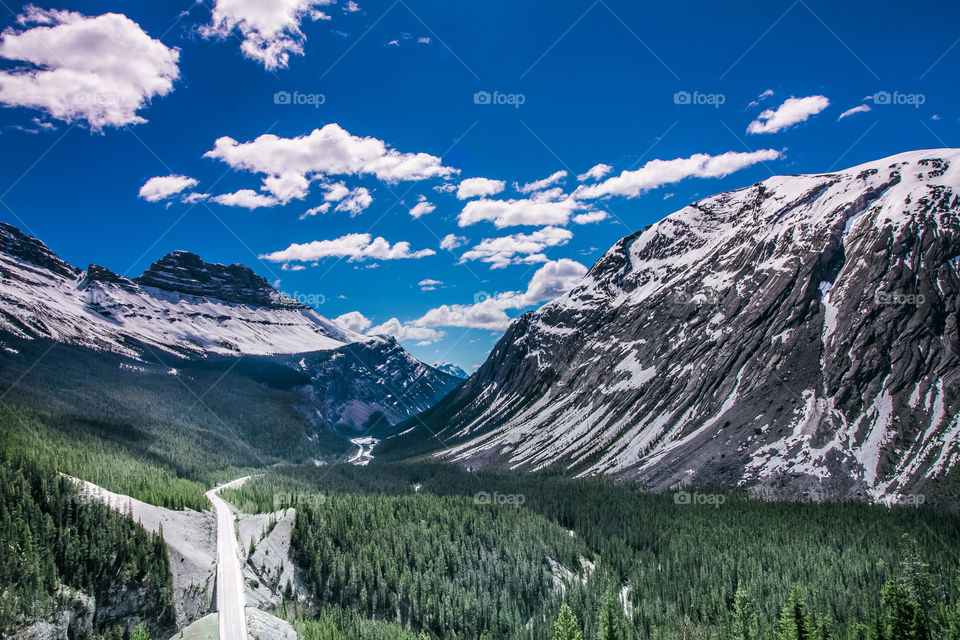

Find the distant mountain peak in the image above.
[
  {"left": 134, "top": 250, "right": 304, "bottom": 310},
  {"left": 433, "top": 362, "right": 468, "bottom": 379}
]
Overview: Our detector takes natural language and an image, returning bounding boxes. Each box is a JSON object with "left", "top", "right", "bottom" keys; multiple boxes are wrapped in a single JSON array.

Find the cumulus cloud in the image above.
[
  {"left": 838, "top": 104, "right": 871, "bottom": 120},
  {"left": 367, "top": 317, "right": 445, "bottom": 345},
  {"left": 333, "top": 187, "right": 372, "bottom": 215},
  {"left": 440, "top": 234, "right": 466, "bottom": 250},
  {"left": 321, "top": 181, "right": 351, "bottom": 202},
  {"left": 574, "top": 149, "right": 781, "bottom": 199},
  {"left": 0, "top": 7, "right": 180, "bottom": 130},
  {"left": 334, "top": 310, "right": 371, "bottom": 333},
  {"left": 211, "top": 189, "right": 279, "bottom": 209},
  {"left": 139, "top": 175, "right": 197, "bottom": 202},
  {"left": 457, "top": 177, "right": 506, "bottom": 200},
  {"left": 416, "top": 258, "right": 588, "bottom": 330},
  {"left": 204, "top": 124, "right": 456, "bottom": 190},
  {"left": 418, "top": 278, "right": 442, "bottom": 291},
  {"left": 747, "top": 95, "right": 829, "bottom": 134},
  {"left": 458, "top": 190, "right": 593, "bottom": 228},
  {"left": 262, "top": 171, "right": 311, "bottom": 203},
  {"left": 577, "top": 163, "right": 612, "bottom": 182},
  {"left": 460, "top": 226, "right": 573, "bottom": 269},
  {"left": 409, "top": 195, "right": 435, "bottom": 218},
  {"left": 516, "top": 170, "right": 567, "bottom": 194},
  {"left": 200, "top": 0, "right": 334, "bottom": 70},
  {"left": 572, "top": 210, "right": 609, "bottom": 224},
  {"left": 260, "top": 233, "right": 435, "bottom": 263}
]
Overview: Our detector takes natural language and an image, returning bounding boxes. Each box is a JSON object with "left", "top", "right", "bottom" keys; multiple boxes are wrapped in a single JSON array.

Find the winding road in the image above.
[{"left": 206, "top": 478, "right": 250, "bottom": 640}]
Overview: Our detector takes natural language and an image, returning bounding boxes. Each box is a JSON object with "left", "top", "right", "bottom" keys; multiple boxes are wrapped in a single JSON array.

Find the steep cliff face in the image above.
[{"left": 402, "top": 149, "right": 960, "bottom": 503}]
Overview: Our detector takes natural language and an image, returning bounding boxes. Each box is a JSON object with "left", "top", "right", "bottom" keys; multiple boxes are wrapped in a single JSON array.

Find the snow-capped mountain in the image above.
[
  {"left": 432, "top": 362, "right": 469, "bottom": 379},
  {"left": 398, "top": 149, "right": 960, "bottom": 503},
  {"left": 0, "top": 223, "right": 461, "bottom": 432}
]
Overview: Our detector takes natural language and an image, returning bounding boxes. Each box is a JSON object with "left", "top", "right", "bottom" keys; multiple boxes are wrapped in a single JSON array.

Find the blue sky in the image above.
[{"left": 0, "top": 0, "right": 956, "bottom": 370}]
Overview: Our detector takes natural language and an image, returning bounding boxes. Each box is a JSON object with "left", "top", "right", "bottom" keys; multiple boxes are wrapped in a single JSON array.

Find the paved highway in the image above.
[{"left": 206, "top": 478, "right": 250, "bottom": 640}]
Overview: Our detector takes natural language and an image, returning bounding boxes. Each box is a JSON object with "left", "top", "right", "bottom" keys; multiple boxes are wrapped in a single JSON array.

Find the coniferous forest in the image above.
[
  {"left": 224, "top": 464, "right": 960, "bottom": 640},
  {"left": 0, "top": 449, "right": 175, "bottom": 638}
]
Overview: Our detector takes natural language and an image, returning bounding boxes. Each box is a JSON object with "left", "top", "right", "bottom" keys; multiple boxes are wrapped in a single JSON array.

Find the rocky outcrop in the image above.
[{"left": 135, "top": 250, "right": 304, "bottom": 309}]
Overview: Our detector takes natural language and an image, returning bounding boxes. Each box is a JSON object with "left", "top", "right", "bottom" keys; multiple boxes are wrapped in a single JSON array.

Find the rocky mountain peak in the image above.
[
  {"left": 0, "top": 222, "right": 79, "bottom": 279},
  {"left": 134, "top": 251, "right": 304, "bottom": 309},
  {"left": 395, "top": 148, "right": 960, "bottom": 505}
]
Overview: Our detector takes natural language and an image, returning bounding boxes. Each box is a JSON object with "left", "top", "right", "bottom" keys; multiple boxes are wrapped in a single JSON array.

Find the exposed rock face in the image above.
[
  {"left": 0, "top": 222, "right": 78, "bottom": 279},
  {"left": 291, "top": 338, "right": 462, "bottom": 432},
  {"left": 401, "top": 149, "right": 960, "bottom": 504},
  {"left": 135, "top": 250, "right": 304, "bottom": 310}
]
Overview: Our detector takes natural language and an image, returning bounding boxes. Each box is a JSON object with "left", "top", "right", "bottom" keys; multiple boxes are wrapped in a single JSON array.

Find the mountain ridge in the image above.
[{"left": 388, "top": 148, "right": 960, "bottom": 505}]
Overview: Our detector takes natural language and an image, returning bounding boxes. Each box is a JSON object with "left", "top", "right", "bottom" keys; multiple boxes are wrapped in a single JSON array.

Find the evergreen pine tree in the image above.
[
  {"left": 731, "top": 588, "right": 758, "bottom": 640},
  {"left": 554, "top": 603, "right": 583, "bottom": 640},
  {"left": 597, "top": 591, "right": 622, "bottom": 640}
]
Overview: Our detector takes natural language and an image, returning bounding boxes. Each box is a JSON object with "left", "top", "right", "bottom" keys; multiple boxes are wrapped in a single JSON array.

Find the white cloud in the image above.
[
  {"left": 200, "top": 0, "right": 334, "bottom": 70},
  {"left": 574, "top": 149, "right": 781, "bottom": 199},
  {"left": 458, "top": 192, "right": 593, "bottom": 228},
  {"left": 386, "top": 39, "right": 400, "bottom": 47},
  {"left": 577, "top": 163, "right": 612, "bottom": 182},
  {"left": 333, "top": 187, "right": 372, "bottom": 215},
  {"left": 204, "top": 124, "right": 456, "bottom": 187},
  {"left": 0, "top": 7, "right": 180, "bottom": 130},
  {"left": 457, "top": 177, "right": 506, "bottom": 200},
  {"left": 516, "top": 170, "right": 567, "bottom": 194},
  {"left": 440, "top": 234, "right": 466, "bottom": 250},
  {"left": 334, "top": 310, "right": 371, "bottom": 333},
  {"left": 182, "top": 192, "right": 210, "bottom": 204},
  {"left": 418, "top": 278, "right": 442, "bottom": 291},
  {"left": 417, "top": 36, "right": 431, "bottom": 44},
  {"left": 747, "top": 95, "right": 829, "bottom": 134},
  {"left": 460, "top": 226, "right": 573, "bottom": 269},
  {"left": 211, "top": 189, "right": 279, "bottom": 209},
  {"left": 368, "top": 317, "right": 445, "bottom": 344},
  {"left": 838, "top": 104, "right": 871, "bottom": 120},
  {"left": 260, "top": 233, "right": 435, "bottom": 263},
  {"left": 572, "top": 210, "right": 608, "bottom": 224},
  {"left": 344, "top": 1, "right": 361, "bottom": 12},
  {"left": 416, "top": 258, "right": 588, "bottom": 330},
  {"left": 747, "top": 88, "right": 774, "bottom": 107},
  {"left": 409, "top": 196, "right": 435, "bottom": 218},
  {"left": 262, "top": 171, "right": 311, "bottom": 203},
  {"left": 139, "top": 175, "right": 197, "bottom": 202},
  {"left": 321, "top": 181, "right": 350, "bottom": 202},
  {"left": 299, "top": 202, "right": 331, "bottom": 219}
]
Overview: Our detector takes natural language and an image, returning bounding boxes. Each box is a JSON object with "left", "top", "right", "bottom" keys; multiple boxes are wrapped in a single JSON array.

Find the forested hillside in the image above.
[
  {"left": 225, "top": 463, "right": 960, "bottom": 640},
  {"left": 0, "top": 450, "right": 175, "bottom": 638}
]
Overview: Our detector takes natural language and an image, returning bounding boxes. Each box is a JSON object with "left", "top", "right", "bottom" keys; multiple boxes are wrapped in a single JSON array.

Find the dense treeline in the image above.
[
  {"left": 292, "top": 493, "right": 589, "bottom": 639},
  {"left": 0, "top": 451, "right": 175, "bottom": 638},
  {"left": 0, "top": 405, "right": 210, "bottom": 511},
  {"left": 228, "top": 463, "right": 960, "bottom": 640}
]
